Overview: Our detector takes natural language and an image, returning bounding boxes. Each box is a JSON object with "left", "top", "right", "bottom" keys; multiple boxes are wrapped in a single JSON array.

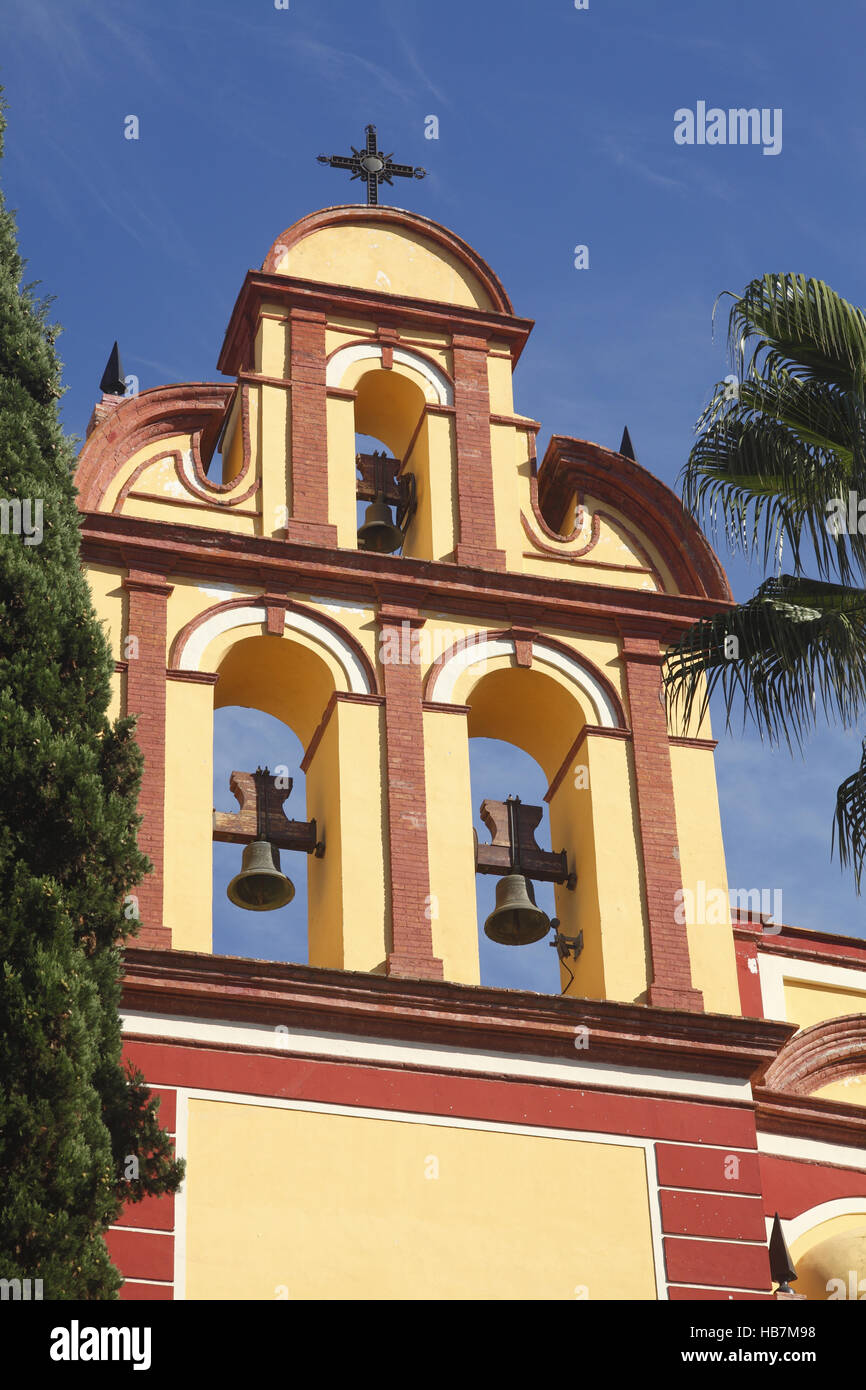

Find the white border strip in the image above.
[
  {"left": 121, "top": 1011, "right": 752, "bottom": 1102},
  {"left": 766, "top": 1197, "right": 866, "bottom": 1245},
  {"left": 757, "top": 1130, "right": 866, "bottom": 1171}
]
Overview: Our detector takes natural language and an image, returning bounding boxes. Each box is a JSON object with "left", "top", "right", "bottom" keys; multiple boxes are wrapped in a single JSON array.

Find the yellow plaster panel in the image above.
[
  {"left": 791, "top": 1214, "right": 866, "bottom": 1301},
  {"left": 669, "top": 744, "right": 741, "bottom": 1016},
  {"left": 423, "top": 707, "right": 479, "bottom": 984},
  {"left": 163, "top": 679, "right": 213, "bottom": 952},
  {"left": 783, "top": 981, "right": 866, "bottom": 1031},
  {"left": 278, "top": 224, "right": 496, "bottom": 310},
  {"left": 814, "top": 1075, "right": 866, "bottom": 1106},
  {"left": 184, "top": 1100, "right": 658, "bottom": 1300},
  {"left": 85, "top": 563, "right": 126, "bottom": 663}
]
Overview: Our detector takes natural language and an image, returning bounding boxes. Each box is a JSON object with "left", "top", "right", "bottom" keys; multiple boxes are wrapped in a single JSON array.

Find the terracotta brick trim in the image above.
[
  {"left": 123, "top": 568, "right": 173, "bottom": 949},
  {"left": 538, "top": 435, "right": 733, "bottom": 602},
  {"left": 261, "top": 205, "right": 516, "bottom": 315},
  {"left": 754, "top": 1086, "right": 866, "bottom": 1149},
  {"left": 119, "top": 945, "right": 795, "bottom": 1078},
  {"left": 376, "top": 609, "right": 443, "bottom": 981},
  {"left": 618, "top": 627, "right": 703, "bottom": 1012},
  {"left": 167, "top": 595, "right": 379, "bottom": 696},
  {"left": 287, "top": 308, "right": 338, "bottom": 547},
  {"left": 760, "top": 1014, "right": 866, "bottom": 1096},
  {"left": 423, "top": 628, "right": 626, "bottom": 729}
]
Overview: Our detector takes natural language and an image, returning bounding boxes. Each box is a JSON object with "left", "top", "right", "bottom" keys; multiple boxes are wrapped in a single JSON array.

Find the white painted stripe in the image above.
[
  {"left": 757, "top": 1130, "right": 866, "bottom": 1170},
  {"left": 172, "top": 1086, "right": 668, "bottom": 1301},
  {"left": 325, "top": 342, "right": 453, "bottom": 405},
  {"left": 121, "top": 1010, "right": 753, "bottom": 1101},
  {"left": 173, "top": 1090, "right": 189, "bottom": 1302},
  {"left": 121, "top": 1278, "right": 174, "bottom": 1288},
  {"left": 176, "top": 602, "right": 371, "bottom": 693},
  {"left": 428, "top": 635, "right": 618, "bottom": 727},
  {"left": 766, "top": 1198, "right": 866, "bottom": 1245}
]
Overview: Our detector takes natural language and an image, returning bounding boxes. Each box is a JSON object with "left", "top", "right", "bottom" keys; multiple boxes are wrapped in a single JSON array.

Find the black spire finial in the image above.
[
  {"left": 619, "top": 426, "right": 636, "bottom": 461},
  {"left": 768, "top": 1212, "right": 798, "bottom": 1292},
  {"left": 100, "top": 342, "right": 126, "bottom": 397},
  {"left": 317, "top": 123, "right": 426, "bottom": 206}
]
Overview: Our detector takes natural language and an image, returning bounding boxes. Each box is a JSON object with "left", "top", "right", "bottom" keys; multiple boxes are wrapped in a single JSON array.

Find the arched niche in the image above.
[
  {"left": 212, "top": 706, "right": 309, "bottom": 966},
  {"left": 164, "top": 601, "right": 386, "bottom": 969},
  {"left": 424, "top": 634, "right": 643, "bottom": 1001},
  {"left": 325, "top": 346, "right": 457, "bottom": 559},
  {"left": 784, "top": 1204, "right": 866, "bottom": 1300},
  {"left": 469, "top": 736, "right": 562, "bottom": 995}
]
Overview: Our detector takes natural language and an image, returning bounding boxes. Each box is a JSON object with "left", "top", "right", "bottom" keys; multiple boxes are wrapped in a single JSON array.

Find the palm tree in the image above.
[{"left": 664, "top": 273, "right": 866, "bottom": 890}]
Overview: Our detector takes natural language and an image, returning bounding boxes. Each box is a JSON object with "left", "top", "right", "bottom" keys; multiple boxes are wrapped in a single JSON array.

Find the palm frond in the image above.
[
  {"left": 833, "top": 739, "right": 866, "bottom": 892},
  {"left": 729, "top": 274, "right": 866, "bottom": 397},
  {"left": 665, "top": 574, "right": 866, "bottom": 747}
]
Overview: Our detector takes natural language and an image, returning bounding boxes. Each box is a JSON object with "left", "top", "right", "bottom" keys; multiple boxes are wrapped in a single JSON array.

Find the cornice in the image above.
[
  {"left": 120, "top": 946, "right": 795, "bottom": 1084},
  {"left": 78, "top": 511, "right": 733, "bottom": 638},
  {"left": 754, "top": 1087, "right": 866, "bottom": 1151},
  {"left": 217, "top": 270, "right": 534, "bottom": 377}
]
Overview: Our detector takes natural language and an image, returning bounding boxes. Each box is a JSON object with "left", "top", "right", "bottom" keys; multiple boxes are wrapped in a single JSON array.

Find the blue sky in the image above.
[{"left": 4, "top": 0, "right": 865, "bottom": 983}]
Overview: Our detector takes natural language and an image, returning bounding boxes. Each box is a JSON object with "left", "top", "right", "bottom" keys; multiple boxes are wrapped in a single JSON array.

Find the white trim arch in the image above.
[
  {"left": 427, "top": 636, "right": 620, "bottom": 728},
  {"left": 175, "top": 602, "right": 373, "bottom": 695},
  {"left": 767, "top": 1198, "right": 866, "bottom": 1247},
  {"left": 325, "top": 342, "right": 454, "bottom": 406}
]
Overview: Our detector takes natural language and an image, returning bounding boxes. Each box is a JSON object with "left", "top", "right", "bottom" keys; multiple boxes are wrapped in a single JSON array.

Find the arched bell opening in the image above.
[
  {"left": 212, "top": 707, "right": 309, "bottom": 965},
  {"left": 469, "top": 737, "right": 561, "bottom": 993},
  {"left": 464, "top": 665, "right": 587, "bottom": 995},
  {"left": 352, "top": 369, "right": 425, "bottom": 556}
]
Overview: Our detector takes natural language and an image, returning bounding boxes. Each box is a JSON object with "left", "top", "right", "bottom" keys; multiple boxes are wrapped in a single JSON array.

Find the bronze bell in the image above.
[
  {"left": 358, "top": 495, "right": 403, "bottom": 554},
  {"left": 227, "top": 840, "right": 295, "bottom": 912},
  {"left": 483, "top": 872, "right": 551, "bottom": 946}
]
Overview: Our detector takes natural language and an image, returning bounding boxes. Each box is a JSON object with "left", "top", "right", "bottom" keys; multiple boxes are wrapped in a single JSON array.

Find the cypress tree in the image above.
[{"left": 0, "top": 98, "right": 183, "bottom": 1299}]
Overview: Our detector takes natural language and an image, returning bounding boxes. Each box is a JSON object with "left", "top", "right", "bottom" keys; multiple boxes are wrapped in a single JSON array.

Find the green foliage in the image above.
[
  {"left": 666, "top": 273, "right": 866, "bottom": 890},
  {"left": 0, "top": 96, "right": 183, "bottom": 1300}
]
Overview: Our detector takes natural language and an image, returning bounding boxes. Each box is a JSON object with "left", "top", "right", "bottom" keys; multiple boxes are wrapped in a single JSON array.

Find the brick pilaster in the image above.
[
  {"left": 619, "top": 629, "right": 703, "bottom": 1011},
  {"left": 377, "top": 606, "right": 443, "bottom": 980},
  {"left": 287, "top": 308, "right": 338, "bottom": 547},
  {"left": 123, "top": 568, "right": 173, "bottom": 949},
  {"left": 451, "top": 334, "right": 506, "bottom": 571}
]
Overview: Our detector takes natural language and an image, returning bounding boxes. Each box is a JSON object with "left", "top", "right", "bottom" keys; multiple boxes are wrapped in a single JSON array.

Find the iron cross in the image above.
[{"left": 317, "top": 123, "right": 426, "bottom": 206}]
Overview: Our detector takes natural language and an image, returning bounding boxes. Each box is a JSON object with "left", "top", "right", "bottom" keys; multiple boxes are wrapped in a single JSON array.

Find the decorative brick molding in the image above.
[
  {"left": 376, "top": 606, "right": 443, "bottom": 981},
  {"left": 618, "top": 627, "right": 703, "bottom": 1012},
  {"left": 760, "top": 1014, "right": 866, "bottom": 1096},
  {"left": 286, "top": 309, "right": 338, "bottom": 547},
  {"left": 261, "top": 205, "right": 517, "bottom": 316},
  {"left": 123, "top": 568, "right": 173, "bottom": 950},
  {"left": 452, "top": 335, "right": 506, "bottom": 572},
  {"left": 537, "top": 436, "right": 733, "bottom": 602}
]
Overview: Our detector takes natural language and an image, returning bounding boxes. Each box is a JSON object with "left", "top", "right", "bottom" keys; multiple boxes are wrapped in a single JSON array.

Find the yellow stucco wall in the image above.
[
  {"left": 78, "top": 211, "right": 741, "bottom": 1013},
  {"left": 783, "top": 982, "right": 866, "bottom": 1030},
  {"left": 183, "top": 1098, "right": 659, "bottom": 1300}
]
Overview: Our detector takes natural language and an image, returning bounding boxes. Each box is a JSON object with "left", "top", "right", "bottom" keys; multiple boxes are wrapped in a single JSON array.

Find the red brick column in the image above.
[
  {"left": 123, "top": 568, "right": 173, "bottom": 949},
  {"left": 451, "top": 334, "right": 506, "bottom": 571},
  {"left": 377, "top": 606, "right": 443, "bottom": 980},
  {"left": 287, "top": 308, "right": 338, "bottom": 547},
  {"left": 619, "top": 629, "right": 703, "bottom": 1011}
]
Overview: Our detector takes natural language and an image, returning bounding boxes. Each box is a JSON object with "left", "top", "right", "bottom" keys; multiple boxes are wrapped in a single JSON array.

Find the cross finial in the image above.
[{"left": 317, "top": 123, "right": 426, "bottom": 206}]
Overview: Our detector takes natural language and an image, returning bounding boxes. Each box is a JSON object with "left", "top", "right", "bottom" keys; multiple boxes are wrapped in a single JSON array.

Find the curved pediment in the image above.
[
  {"left": 533, "top": 434, "right": 732, "bottom": 601},
  {"left": 262, "top": 205, "right": 514, "bottom": 314}
]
